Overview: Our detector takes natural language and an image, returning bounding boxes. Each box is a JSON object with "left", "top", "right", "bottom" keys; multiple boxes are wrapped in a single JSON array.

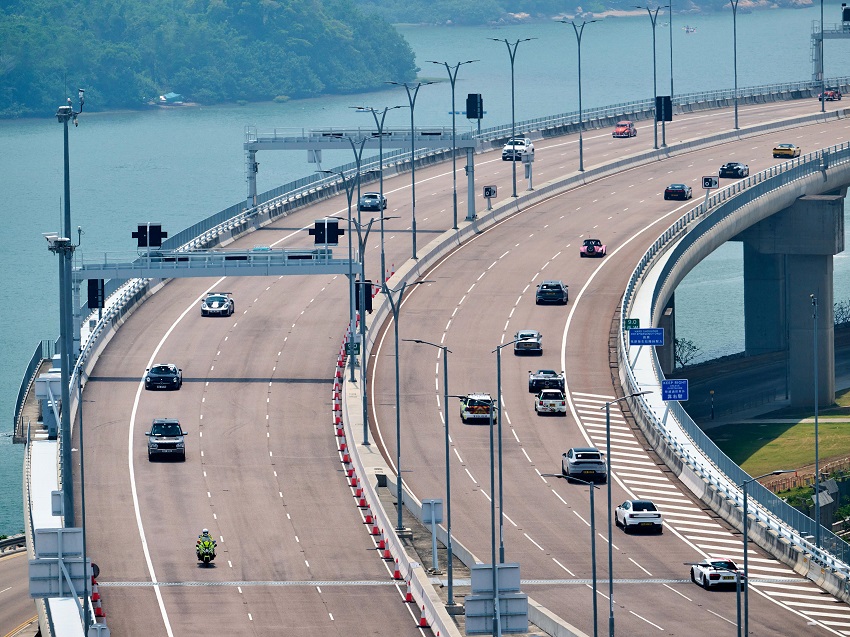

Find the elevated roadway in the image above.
[{"left": 74, "top": 97, "right": 848, "bottom": 635}]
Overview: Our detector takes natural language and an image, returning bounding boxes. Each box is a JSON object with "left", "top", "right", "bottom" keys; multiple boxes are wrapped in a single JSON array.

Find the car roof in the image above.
[
  {"left": 532, "top": 369, "right": 559, "bottom": 375},
  {"left": 465, "top": 393, "right": 492, "bottom": 399},
  {"left": 616, "top": 120, "right": 632, "bottom": 125},
  {"left": 517, "top": 329, "right": 540, "bottom": 335},
  {"left": 152, "top": 418, "right": 180, "bottom": 425},
  {"left": 583, "top": 238, "right": 601, "bottom": 243},
  {"left": 569, "top": 447, "right": 600, "bottom": 453},
  {"left": 668, "top": 183, "right": 686, "bottom": 188},
  {"left": 540, "top": 280, "right": 564, "bottom": 285},
  {"left": 776, "top": 143, "right": 794, "bottom": 147}
]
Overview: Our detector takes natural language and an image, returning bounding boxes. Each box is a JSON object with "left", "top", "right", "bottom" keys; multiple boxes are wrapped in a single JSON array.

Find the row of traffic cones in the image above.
[
  {"left": 331, "top": 325, "right": 432, "bottom": 632},
  {"left": 92, "top": 575, "right": 105, "bottom": 618}
]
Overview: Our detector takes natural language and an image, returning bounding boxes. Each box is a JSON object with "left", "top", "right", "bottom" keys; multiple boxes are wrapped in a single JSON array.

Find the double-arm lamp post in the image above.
[
  {"left": 488, "top": 38, "right": 534, "bottom": 195},
  {"left": 406, "top": 339, "right": 457, "bottom": 610},
  {"left": 353, "top": 105, "right": 404, "bottom": 280},
  {"left": 741, "top": 470, "right": 794, "bottom": 637},
  {"left": 427, "top": 60, "right": 478, "bottom": 229},
  {"left": 544, "top": 473, "right": 599, "bottom": 637},
  {"left": 560, "top": 21, "right": 595, "bottom": 172},
  {"left": 386, "top": 81, "right": 434, "bottom": 260},
  {"left": 383, "top": 280, "right": 431, "bottom": 533},
  {"left": 636, "top": 5, "right": 662, "bottom": 149},
  {"left": 601, "top": 391, "right": 651, "bottom": 637}
]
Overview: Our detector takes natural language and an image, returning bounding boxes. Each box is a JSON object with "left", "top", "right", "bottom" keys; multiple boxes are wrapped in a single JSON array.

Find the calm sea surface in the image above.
[{"left": 1, "top": 5, "right": 848, "bottom": 535}]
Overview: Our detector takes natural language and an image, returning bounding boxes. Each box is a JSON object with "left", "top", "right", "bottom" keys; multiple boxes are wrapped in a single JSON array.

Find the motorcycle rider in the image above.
[{"left": 196, "top": 528, "right": 217, "bottom": 560}]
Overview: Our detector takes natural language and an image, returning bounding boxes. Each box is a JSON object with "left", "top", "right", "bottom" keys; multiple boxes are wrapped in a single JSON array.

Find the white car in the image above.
[
  {"left": 615, "top": 499, "right": 663, "bottom": 533},
  {"left": 502, "top": 137, "right": 534, "bottom": 161},
  {"left": 201, "top": 292, "right": 235, "bottom": 317},
  {"left": 534, "top": 389, "right": 566, "bottom": 416},
  {"left": 690, "top": 558, "right": 744, "bottom": 589},
  {"left": 514, "top": 329, "right": 542, "bottom": 355}
]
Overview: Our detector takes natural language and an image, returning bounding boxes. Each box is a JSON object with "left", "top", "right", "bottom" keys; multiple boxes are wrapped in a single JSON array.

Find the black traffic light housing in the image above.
[
  {"left": 87, "top": 279, "right": 105, "bottom": 309},
  {"left": 132, "top": 223, "right": 167, "bottom": 248},
  {"left": 466, "top": 93, "right": 483, "bottom": 120},
  {"left": 309, "top": 218, "right": 345, "bottom": 245},
  {"left": 355, "top": 279, "right": 374, "bottom": 313}
]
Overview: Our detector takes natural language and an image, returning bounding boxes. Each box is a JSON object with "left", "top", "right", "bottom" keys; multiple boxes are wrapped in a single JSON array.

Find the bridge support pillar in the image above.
[
  {"left": 658, "top": 295, "right": 676, "bottom": 375},
  {"left": 743, "top": 246, "right": 786, "bottom": 355},
  {"left": 246, "top": 149, "right": 258, "bottom": 210},
  {"left": 737, "top": 194, "right": 844, "bottom": 408}
]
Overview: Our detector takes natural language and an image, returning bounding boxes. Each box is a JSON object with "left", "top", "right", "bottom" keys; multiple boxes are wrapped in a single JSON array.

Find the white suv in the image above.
[{"left": 502, "top": 137, "right": 534, "bottom": 161}]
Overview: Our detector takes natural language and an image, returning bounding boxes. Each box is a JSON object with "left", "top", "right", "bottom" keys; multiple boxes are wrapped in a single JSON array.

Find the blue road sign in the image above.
[
  {"left": 628, "top": 327, "right": 664, "bottom": 346},
  {"left": 662, "top": 379, "right": 689, "bottom": 401}
]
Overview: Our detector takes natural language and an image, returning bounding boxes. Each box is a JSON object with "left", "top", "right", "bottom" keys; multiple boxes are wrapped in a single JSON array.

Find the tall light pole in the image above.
[
  {"left": 384, "top": 280, "right": 430, "bottom": 532},
  {"left": 488, "top": 396, "right": 501, "bottom": 637},
  {"left": 545, "top": 474, "right": 598, "bottom": 637},
  {"left": 492, "top": 339, "right": 526, "bottom": 563},
  {"left": 427, "top": 60, "right": 478, "bottom": 230},
  {"left": 601, "top": 391, "right": 650, "bottom": 637},
  {"left": 820, "top": 0, "right": 826, "bottom": 113},
  {"left": 489, "top": 38, "right": 534, "bottom": 193},
  {"left": 407, "top": 340, "right": 458, "bottom": 610},
  {"left": 353, "top": 106, "right": 404, "bottom": 282},
  {"left": 741, "top": 470, "right": 795, "bottom": 637},
  {"left": 668, "top": 1, "right": 674, "bottom": 101},
  {"left": 731, "top": 0, "right": 741, "bottom": 129},
  {"left": 637, "top": 6, "right": 661, "bottom": 149},
  {"left": 55, "top": 89, "right": 84, "bottom": 525},
  {"left": 561, "top": 21, "right": 595, "bottom": 172},
  {"left": 812, "top": 293, "right": 821, "bottom": 549},
  {"left": 387, "top": 81, "right": 434, "bottom": 261}
]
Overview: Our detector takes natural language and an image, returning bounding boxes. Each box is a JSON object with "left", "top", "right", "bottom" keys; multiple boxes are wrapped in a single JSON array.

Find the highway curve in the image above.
[
  {"left": 368, "top": 107, "right": 850, "bottom": 635},
  {"left": 74, "top": 97, "right": 849, "bottom": 635}
]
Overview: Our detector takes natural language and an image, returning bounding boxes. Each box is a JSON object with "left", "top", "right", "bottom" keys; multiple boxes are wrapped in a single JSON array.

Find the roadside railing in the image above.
[{"left": 619, "top": 139, "right": 850, "bottom": 572}]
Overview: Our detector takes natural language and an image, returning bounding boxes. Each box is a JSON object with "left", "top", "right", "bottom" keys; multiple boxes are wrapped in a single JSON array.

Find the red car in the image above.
[
  {"left": 580, "top": 238, "right": 607, "bottom": 258},
  {"left": 612, "top": 120, "right": 637, "bottom": 138},
  {"left": 818, "top": 89, "right": 842, "bottom": 101}
]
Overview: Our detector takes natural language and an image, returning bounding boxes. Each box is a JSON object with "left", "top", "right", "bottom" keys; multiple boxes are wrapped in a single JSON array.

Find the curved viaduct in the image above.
[{"left": 35, "top": 98, "right": 850, "bottom": 636}]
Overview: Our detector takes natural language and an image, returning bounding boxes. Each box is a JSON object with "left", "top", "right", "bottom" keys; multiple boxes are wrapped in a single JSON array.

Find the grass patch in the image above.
[
  {"left": 758, "top": 387, "right": 850, "bottom": 419},
  {"left": 709, "top": 419, "right": 850, "bottom": 477}
]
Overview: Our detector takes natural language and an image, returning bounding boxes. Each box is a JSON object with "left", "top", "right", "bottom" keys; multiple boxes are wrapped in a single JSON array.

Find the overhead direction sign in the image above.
[
  {"left": 662, "top": 379, "right": 689, "bottom": 401},
  {"left": 628, "top": 327, "right": 664, "bottom": 346}
]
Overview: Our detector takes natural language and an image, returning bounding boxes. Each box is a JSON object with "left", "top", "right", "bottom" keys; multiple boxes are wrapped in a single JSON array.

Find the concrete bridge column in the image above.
[
  {"left": 743, "top": 246, "right": 786, "bottom": 355},
  {"left": 787, "top": 254, "right": 834, "bottom": 408},
  {"left": 737, "top": 194, "right": 844, "bottom": 408}
]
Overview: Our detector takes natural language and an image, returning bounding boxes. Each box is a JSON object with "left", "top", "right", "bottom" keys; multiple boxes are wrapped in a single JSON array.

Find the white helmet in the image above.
[{"left": 202, "top": 528, "right": 209, "bottom": 534}]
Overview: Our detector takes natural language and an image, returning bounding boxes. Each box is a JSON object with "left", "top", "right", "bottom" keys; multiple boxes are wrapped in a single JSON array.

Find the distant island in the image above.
[{"left": 0, "top": 0, "right": 417, "bottom": 118}]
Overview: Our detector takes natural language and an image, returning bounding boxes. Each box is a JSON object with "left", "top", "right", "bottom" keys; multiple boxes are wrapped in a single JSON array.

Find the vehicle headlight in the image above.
[
  {"left": 176, "top": 442, "right": 184, "bottom": 448},
  {"left": 149, "top": 442, "right": 158, "bottom": 449}
]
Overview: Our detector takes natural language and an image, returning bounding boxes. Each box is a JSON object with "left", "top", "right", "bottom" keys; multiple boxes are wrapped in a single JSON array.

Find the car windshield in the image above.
[
  {"left": 778, "top": 144, "right": 792, "bottom": 148},
  {"left": 670, "top": 184, "right": 685, "bottom": 189},
  {"left": 466, "top": 399, "right": 491, "bottom": 408},
  {"left": 207, "top": 295, "right": 226, "bottom": 303},
  {"left": 518, "top": 332, "right": 537, "bottom": 339},
  {"left": 632, "top": 501, "right": 657, "bottom": 512},
  {"left": 617, "top": 122, "right": 630, "bottom": 126},
  {"left": 508, "top": 139, "right": 525, "bottom": 145},
  {"left": 151, "top": 423, "right": 181, "bottom": 436},
  {"left": 537, "top": 370, "right": 557, "bottom": 376},
  {"left": 710, "top": 560, "right": 736, "bottom": 570},
  {"left": 151, "top": 365, "right": 173, "bottom": 374},
  {"left": 586, "top": 240, "right": 600, "bottom": 246},
  {"left": 541, "top": 391, "right": 564, "bottom": 399},
  {"left": 541, "top": 284, "right": 559, "bottom": 290}
]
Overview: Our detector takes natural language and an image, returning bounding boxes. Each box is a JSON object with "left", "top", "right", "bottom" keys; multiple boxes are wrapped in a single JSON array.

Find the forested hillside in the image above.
[{"left": 0, "top": 0, "right": 417, "bottom": 118}]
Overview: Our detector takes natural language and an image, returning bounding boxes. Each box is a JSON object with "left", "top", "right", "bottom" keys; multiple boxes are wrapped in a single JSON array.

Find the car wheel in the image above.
[
  {"left": 656, "top": 525, "right": 663, "bottom": 534},
  {"left": 615, "top": 516, "right": 622, "bottom": 528},
  {"left": 580, "top": 252, "right": 585, "bottom": 258},
  {"left": 623, "top": 523, "right": 631, "bottom": 534},
  {"left": 702, "top": 575, "right": 710, "bottom": 590},
  {"left": 180, "top": 452, "right": 186, "bottom": 462},
  {"left": 690, "top": 569, "right": 697, "bottom": 584},
  {"left": 535, "top": 299, "right": 541, "bottom": 305}
]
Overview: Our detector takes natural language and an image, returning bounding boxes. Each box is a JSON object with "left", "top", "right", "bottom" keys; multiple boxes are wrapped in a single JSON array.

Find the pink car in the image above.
[{"left": 580, "top": 239, "right": 606, "bottom": 258}]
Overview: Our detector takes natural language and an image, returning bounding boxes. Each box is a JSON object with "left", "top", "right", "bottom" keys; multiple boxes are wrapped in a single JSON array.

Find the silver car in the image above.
[
  {"left": 514, "top": 329, "right": 542, "bottom": 355},
  {"left": 562, "top": 447, "right": 607, "bottom": 483}
]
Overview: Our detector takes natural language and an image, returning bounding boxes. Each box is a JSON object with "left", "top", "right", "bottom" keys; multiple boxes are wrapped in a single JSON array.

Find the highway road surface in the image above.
[
  {"left": 0, "top": 551, "right": 37, "bottom": 637},
  {"left": 72, "top": 97, "right": 850, "bottom": 635}
]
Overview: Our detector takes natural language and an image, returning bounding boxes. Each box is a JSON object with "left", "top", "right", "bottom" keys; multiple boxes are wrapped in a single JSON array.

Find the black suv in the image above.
[{"left": 535, "top": 280, "right": 569, "bottom": 305}]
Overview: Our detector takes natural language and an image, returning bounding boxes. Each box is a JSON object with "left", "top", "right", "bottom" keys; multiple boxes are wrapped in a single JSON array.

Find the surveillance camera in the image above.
[{"left": 43, "top": 232, "right": 60, "bottom": 244}]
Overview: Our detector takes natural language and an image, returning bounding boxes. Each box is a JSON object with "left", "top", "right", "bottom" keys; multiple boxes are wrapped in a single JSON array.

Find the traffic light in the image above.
[
  {"left": 466, "top": 93, "right": 483, "bottom": 120},
  {"left": 148, "top": 225, "right": 167, "bottom": 247},
  {"left": 655, "top": 96, "right": 672, "bottom": 122},
  {"left": 355, "top": 280, "right": 374, "bottom": 313},
  {"left": 309, "top": 218, "right": 345, "bottom": 245},
  {"left": 87, "top": 279, "right": 105, "bottom": 309},
  {"left": 132, "top": 224, "right": 148, "bottom": 248}
]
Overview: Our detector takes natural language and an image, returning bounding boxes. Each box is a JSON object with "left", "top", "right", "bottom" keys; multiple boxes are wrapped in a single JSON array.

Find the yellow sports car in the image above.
[{"left": 773, "top": 143, "right": 801, "bottom": 159}]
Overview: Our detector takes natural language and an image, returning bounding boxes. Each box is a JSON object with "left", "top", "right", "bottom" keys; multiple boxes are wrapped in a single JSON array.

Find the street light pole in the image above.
[
  {"left": 55, "top": 89, "right": 84, "bottom": 526},
  {"left": 545, "top": 474, "right": 598, "bottom": 637},
  {"left": 353, "top": 106, "right": 404, "bottom": 282},
  {"left": 601, "top": 391, "right": 650, "bottom": 637},
  {"left": 637, "top": 6, "right": 661, "bottom": 149},
  {"left": 488, "top": 397, "right": 501, "bottom": 637},
  {"left": 812, "top": 294, "right": 821, "bottom": 549},
  {"left": 489, "top": 38, "right": 534, "bottom": 194},
  {"left": 387, "top": 82, "right": 434, "bottom": 261},
  {"left": 428, "top": 60, "right": 478, "bottom": 230},
  {"left": 406, "top": 340, "right": 457, "bottom": 609},
  {"left": 731, "top": 0, "right": 740, "bottom": 130},
  {"left": 492, "top": 339, "right": 525, "bottom": 563},
  {"left": 669, "top": 0, "right": 674, "bottom": 101},
  {"left": 561, "top": 21, "right": 595, "bottom": 172},
  {"left": 820, "top": 0, "right": 826, "bottom": 114},
  {"left": 384, "top": 281, "right": 429, "bottom": 532},
  {"left": 741, "top": 470, "right": 794, "bottom": 637}
]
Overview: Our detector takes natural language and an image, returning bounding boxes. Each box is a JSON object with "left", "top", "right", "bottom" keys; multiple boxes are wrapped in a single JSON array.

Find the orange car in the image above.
[{"left": 612, "top": 120, "right": 637, "bottom": 138}]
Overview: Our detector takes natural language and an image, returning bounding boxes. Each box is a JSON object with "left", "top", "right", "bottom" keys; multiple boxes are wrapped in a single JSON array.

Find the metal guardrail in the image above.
[
  {"left": 14, "top": 340, "right": 54, "bottom": 438},
  {"left": 0, "top": 534, "right": 26, "bottom": 552},
  {"left": 619, "top": 139, "right": 850, "bottom": 570}
]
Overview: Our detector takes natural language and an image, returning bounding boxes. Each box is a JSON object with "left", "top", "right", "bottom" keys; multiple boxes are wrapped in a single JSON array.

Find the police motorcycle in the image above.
[{"left": 196, "top": 529, "right": 217, "bottom": 566}]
